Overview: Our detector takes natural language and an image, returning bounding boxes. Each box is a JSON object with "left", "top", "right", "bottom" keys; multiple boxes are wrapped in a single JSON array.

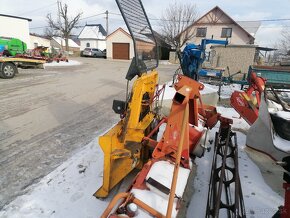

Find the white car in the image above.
[{"left": 81, "top": 48, "right": 106, "bottom": 58}]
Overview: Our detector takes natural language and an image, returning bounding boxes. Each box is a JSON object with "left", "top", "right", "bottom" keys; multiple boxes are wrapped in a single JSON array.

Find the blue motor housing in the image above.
[
  {"left": 180, "top": 38, "right": 228, "bottom": 81},
  {"left": 181, "top": 44, "right": 204, "bottom": 80}
]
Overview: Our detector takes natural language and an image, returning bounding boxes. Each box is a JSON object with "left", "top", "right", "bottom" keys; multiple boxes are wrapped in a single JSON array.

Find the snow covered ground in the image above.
[
  {"left": 159, "top": 60, "right": 173, "bottom": 65},
  {"left": 187, "top": 107, "right": 284, "bottom": 218},
  {"left": 161, "top": 80, "right": 220, "bottom": 101},
  {"left": 205, "top": 83, "right": 242, "bottom": 99},
  {"left": 0, "top": 83, "right": 286, "bottom": 218},
  {"left": 162, "top": 80, "right": 242, "bottom": 100},
  {"left": 0, "top": 137, "right": 108, "bottom": 218},
  {"left": 44, "top": 60, "right": 81, "bottom": 67}
]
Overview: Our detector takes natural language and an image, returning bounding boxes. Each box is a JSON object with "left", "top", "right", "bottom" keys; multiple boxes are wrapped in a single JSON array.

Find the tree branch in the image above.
[
  {"left": 46, "top": 3, "right": 82, "bottom": 51},
  {"left": 160, "top": 1, "right": 198, "bottom": 50}
]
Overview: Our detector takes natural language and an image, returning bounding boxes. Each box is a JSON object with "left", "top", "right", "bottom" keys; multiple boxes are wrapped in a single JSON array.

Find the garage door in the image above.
[{"left": 113, "top": 43, "right": 130, "bottom": 60}]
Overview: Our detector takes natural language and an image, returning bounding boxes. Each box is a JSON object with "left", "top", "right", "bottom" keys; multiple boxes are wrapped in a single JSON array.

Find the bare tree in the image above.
[
  {"left": 273, "top": 27, "right": 290, "bottom": 63},
  {"left": 279, "top": 27, "right": 290, "bottom": 55},
  {"left": 44, "top": 27, "right": 59, "bottom": 39},
  {"left": 47, "top": 2, "right": 82, "bottom": 51},
  {"left": 160, "top": 1, "right": 198, "bottom": 51}
]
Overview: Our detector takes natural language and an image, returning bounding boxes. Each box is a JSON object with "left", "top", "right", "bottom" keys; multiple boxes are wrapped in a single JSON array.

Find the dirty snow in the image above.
[
  {"left": 161, "top": 81, "right": 220, "bottom": 101},
  {"left": 159, "top": 60, "right": 173, "bottom": 65},
  {"left": 44, "top": 60, "right": 81, "bottom": 67},
  {"left": 273, "top": 134, "right": 290, "bottom": 153},
  {"left": 161, "top": 81, "right": 241, "bottom": 100},
  {"left": 146, "top": 161, "right": 190, "bottom": 198},
  {"left": 0, "top": 85, "right": 287, "bottom": 218},
  {"left": 272, "top": 110, "right": 290, "bottom": 120},
  {"left": 187, "top": 106, "right": 284, "bottom": 218},
  {"left": 161, "top": 83, "right": 176, "bottom": 100},
  {"left": 131, "top": 161, "right": 190, "bottom": 218},
  {"left": 187, "top": 128, "right": 284, "bottom": 218},
  {"left": 0, "top": 137, "right": 107, "bottom": 218},
  {"left": 205, "top": 83, "right": 242, "bottom": 99},
  {"left": 217, "top": 106, "right": 250, "bottom": 132},
  {"left": 268, "top": 100, "right": 284, "bottom": 113}
]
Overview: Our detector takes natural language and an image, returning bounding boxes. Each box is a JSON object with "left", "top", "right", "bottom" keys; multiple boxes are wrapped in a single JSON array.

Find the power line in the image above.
[
  {"left": 29, "top": 11, "right": 105, "bottom": 30},
  {"left": 18, "top": 2, "right": 57, "bottom": 16},
  {"left": 79, "top": 12, "right": 106, "bottom": 21},
  {"left": 238, "top": 18, "right": 290, "bottom": 22},
  {"left": 105, "top": 10, "right": 109, "bottom": 34},
  {"left": 107, "top": 15, "right": 290, "bottom": 28},
  {"left": 29, "top": 10, "right": 290, "bottom": 31},
  {"left": 109, "top": 12, "right": 121, "bottom": 16},
  {"left": 108, "top": 11, "right": 290, "bottom": 23},
  {"left": 258, "top": 25, "right": 290, "bottom": 29},
  {"left": 29, "top": 23, "right": 290, "bottom": 31},
  {"left": 30, "top": 26, "right": 49, "bottom": 30}
]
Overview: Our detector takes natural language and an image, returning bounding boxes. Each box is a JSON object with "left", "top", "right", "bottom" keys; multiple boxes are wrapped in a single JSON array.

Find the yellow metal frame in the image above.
[
  {"left": 95, "top": 70, "right": 158, "bottom": 198},
  {"left": 0, "top": 57, "right": 46, "bottom": 64}
]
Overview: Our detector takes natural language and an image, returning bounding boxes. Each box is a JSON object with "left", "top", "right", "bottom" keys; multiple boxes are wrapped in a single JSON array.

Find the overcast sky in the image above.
[{"left": 2, "top": 0, "right": 290, "bottom": 47}]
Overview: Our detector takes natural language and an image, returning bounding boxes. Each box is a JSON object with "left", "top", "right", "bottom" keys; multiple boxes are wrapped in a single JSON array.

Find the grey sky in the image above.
[{"left": 1, "top": 0, "right": 290, "bottom": 47}]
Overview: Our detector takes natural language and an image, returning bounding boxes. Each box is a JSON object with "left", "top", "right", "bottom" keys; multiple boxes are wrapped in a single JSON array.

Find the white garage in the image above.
[
  {"left": 0, "top": 14, "right": 32, "bottom": 49},
  {"left": 106, "top": 27, "right": 134, "bottom": 60}
]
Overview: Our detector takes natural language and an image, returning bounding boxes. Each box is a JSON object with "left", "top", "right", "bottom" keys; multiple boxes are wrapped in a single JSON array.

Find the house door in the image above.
[{"left": 112, "top": 43, "right": 129, "bottom": 60}]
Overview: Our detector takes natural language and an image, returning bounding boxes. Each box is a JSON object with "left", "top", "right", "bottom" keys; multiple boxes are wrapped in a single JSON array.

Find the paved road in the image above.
[{"left": 0, "top": 57, "right": 177, "bottom": 209}]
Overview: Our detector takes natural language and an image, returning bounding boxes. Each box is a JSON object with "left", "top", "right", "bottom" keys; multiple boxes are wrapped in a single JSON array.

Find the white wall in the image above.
[
  {"left": 187, "top": 24, "right": 253, "bottom": 47},
  {"left": 30, "top": 35, "right": 51, "bottom": 52},
  {"left": 97, "top": 40, "right": 106, "bottom": 51},
  {"left": 80, "top": 39, "right": 97, "bottom": 50},
  {"left": 80, "top": 39, "right": 106, "bottom": 51},
  {"left": 181, "top": 8, "right": 254, "bottom": 51},
  {"left": 106, "top": 30, "right": 134, "bottom": 59},
  {"left": 0, "top": 16, "right": 31, "bottom": 49}
]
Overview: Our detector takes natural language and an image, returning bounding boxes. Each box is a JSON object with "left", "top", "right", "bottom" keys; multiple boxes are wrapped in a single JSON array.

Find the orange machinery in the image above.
[
  {"left": 230, "top": 72, "right": 266, "bottom": 125},
  {"left": 101, "top": 74, "right": 222, "bottom": 217}
]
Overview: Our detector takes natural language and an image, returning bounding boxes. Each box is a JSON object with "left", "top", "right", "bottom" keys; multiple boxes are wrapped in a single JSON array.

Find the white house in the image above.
[
  {"left": 78, "top": 24, "right": 107, "bottom": 51},
  {"left": 0, "top": 14, "right": 32, "bottom": 48},
  {"left": 180, "top": 6, "right": 260, "bottom": 47},
  {"left": 51, "top": 37, "right": 80, "bottom": 54},
  {"left": 106, "top": 27, "right": 134, "bottom": 60},
  {"left": 30, "top": 34, "right": 51, "bottom": 52}
]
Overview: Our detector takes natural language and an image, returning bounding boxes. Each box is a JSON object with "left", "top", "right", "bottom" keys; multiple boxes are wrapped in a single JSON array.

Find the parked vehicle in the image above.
[
  {"left": 0, "top": 57, "right": 45, "bottom": 79},
  {"left": 81, "top": 48, "right": 106, "bottom": 58},
  {"left": 0, "top": 37, "right": 27, "bottom": 56}
]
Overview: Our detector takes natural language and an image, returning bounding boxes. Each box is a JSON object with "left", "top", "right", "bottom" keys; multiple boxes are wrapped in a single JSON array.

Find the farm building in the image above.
[
  {"left": 180, "top": 6, "right": 260, "bottom": 47},
  {"left": 30, "top": 34, "right": 51, "bottom": 52},
  {"left": 51, "top": 37, "right": 80, "bottom": 55},
  {"left": 0, "top": 14, "right": 32, "bottom": 48},
  {"left": 106, "top": 28, "right": 134, "bottom": 60},
  {"left": 78, "top": 24, "right": 107, "bottom": 51}
]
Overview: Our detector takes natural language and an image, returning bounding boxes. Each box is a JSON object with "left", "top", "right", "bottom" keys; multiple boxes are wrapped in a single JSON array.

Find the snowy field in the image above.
[
  {"left": 187, "top": 107, "right": 283, "bottom": 218},
  {"left": 206, "top": 83, "right": 242, "bottom": 99},
  {"left": 44, "top": 60, "right": 81, "bottom": 67},
  {"left": 162, "top": 79, "right": 242, "bottom": 100},
  {"left": 0, "top": 83, "right": 285, "bottom": 218}
]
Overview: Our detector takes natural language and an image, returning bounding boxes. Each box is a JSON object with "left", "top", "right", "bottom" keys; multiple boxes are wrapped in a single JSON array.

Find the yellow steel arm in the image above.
[{"left": 94, "top": 70, "right": 158, "bottom": 198}]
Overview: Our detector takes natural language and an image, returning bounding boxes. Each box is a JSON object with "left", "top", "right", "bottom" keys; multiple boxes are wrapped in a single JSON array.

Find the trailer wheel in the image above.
[{"left": 0, "top": 62, "right": 18, "bottom": 79}]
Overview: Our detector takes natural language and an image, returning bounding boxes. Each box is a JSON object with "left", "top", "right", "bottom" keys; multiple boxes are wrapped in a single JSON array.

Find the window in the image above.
[
  {"left": 86, "top": 42, "right": 90, "bottom": 47},
  {"left": 34, "top": 43, "right": 38, "bottom": 48},
  {"left": 196, "top": 28, "right": 207, "bottom": 37},
  {"left": 221, "top": 28, "right": 232, "bottom": 38}
]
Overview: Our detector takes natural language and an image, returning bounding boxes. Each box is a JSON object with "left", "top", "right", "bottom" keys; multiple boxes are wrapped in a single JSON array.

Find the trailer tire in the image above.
[{"left": 0, "top": 62, "right": 18, "bottom": 79}]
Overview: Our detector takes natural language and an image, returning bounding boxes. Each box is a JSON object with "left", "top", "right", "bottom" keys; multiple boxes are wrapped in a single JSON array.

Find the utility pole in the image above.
[
  {"left": 57, "top": 0, "right": 61, "bottom": 24},
  {"left": 105, "top": 10, "right": 109, "bottom": 36},
  {"left": 57, "top": 0, "right": 63, "bottom": 50}
]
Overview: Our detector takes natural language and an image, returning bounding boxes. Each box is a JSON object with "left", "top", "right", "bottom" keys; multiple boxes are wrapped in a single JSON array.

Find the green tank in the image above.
[{"left": 0, "top": 37, "right": 27, "bottom": 56}]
